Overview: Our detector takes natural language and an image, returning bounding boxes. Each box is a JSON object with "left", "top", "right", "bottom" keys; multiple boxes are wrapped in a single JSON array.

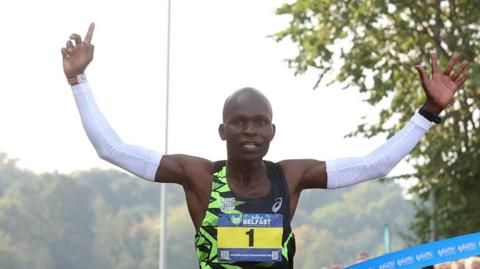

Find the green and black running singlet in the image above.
[{"left": 195, "top": 161, "right": 296, "bottom": 269}]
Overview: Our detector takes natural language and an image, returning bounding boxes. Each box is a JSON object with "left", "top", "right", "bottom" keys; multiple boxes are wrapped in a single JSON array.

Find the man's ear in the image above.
[
  {"left": 219, "top": 124, "right": 226, "bottom": 140},
  {"left": 271, "top": 124, "right": 276, "bottom": 140}
]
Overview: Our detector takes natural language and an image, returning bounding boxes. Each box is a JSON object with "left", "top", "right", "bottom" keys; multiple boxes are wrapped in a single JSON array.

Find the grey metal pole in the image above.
[{"left": 159, "top": 0, "right": 171, "bottom": 268}]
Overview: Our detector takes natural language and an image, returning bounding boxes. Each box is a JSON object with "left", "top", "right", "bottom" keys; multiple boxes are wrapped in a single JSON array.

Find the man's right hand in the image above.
[{"left": 61, "top": 23, "right": 95, "bottom": 80}]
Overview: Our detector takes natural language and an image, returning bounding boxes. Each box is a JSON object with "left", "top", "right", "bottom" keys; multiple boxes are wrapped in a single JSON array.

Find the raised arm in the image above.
[
  {"left": 61, "top": 23, "right": 162, "bottom": 181},
  {"left": 61, "top": 23, "right": 208, "bottom": 184},
  {"left": 285, "top": 52, "right": 469, "bottom": 192}
]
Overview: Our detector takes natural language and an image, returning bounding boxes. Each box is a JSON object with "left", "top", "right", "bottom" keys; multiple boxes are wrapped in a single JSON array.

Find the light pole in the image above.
[{"left": 159, "top": 0, "right": 172, "bottom": 268}]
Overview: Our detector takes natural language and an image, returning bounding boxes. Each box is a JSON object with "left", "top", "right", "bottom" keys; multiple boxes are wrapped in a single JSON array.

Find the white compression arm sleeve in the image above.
[
  {"left": 71, "top": 82, "right": 162, "bottom": 181},
  {"left": 326, "top": 112, "right": 433, "bottom": 189}
]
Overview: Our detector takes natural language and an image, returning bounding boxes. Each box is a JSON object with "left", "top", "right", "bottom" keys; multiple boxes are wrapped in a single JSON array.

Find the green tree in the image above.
[
  {"left": 72, "top": 169, "right": 160, "bottom": 214},
  {"left": 0, "top": 232, "right": 29, "bottom": 268},
  {"left": 0, "top": 173, "right": 97, "bottom": 269},
  {"left": 0, "top": 157, "right": 164, "bottom": 269},
  {"left": 293, "top": 181, "right": 413, "bottom": 268},
  {"left": 274, "top": 0, "right": 479, "bottom": 242},
  {"left": 166, "top": 203, "right": 198, "bottom": 269},
  {"left": 0, "top": 153, "right": 35, "bottom": 196}
]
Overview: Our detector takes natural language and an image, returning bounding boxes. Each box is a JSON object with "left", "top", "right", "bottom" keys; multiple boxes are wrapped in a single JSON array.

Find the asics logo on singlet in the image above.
[{"left": 272, "top": 197, "right": 282, "bottom": 214}]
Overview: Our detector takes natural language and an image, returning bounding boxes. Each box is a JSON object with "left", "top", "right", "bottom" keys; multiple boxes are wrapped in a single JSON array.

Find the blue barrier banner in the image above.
[{"left": 345, "top": 232, "right": 480, "bottom": 269}]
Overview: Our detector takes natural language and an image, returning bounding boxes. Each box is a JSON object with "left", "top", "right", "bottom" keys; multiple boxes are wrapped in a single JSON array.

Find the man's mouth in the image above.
[{"left": 240, "top": 142, "right": 259, "bottom": 150}]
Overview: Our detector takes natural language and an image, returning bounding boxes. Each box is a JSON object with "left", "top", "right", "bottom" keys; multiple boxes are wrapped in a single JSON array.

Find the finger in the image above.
[
  {"left": 455, "top": 72, "right": 470, "bottom": 88},
  {"left": 70, "top": 33, "right": 82, "bottom": 46},
  {"left": 66, "top": 40, "right": 74, "bottom": 50},
  {"left": 451, "top": 60, "right": 469, "bottom": 81},
  {"left": 431, "top": 52, "right": 440, "bottom": 74},
  {"left": 61, "top": 48, "right": 70, "bottom": 59},
  {"left": 415, "top": 65, "right": 429, "bottom": 82},
  {"left": 84, "top": 22, "right": 95, "bottom": 45},
  {"left": 442, "top": 52, "right": 459, "bottom": 76}
]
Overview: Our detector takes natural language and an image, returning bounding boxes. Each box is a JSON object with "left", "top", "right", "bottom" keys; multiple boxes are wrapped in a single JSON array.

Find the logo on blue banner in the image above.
[{"left": 346, "top": 232, "right": 480, "bottom": 269}]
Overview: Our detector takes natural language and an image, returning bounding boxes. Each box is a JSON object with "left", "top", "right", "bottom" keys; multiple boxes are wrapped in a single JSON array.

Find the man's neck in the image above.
[{"left": 226, "top": 159, "right": 266, "bottom": 186}]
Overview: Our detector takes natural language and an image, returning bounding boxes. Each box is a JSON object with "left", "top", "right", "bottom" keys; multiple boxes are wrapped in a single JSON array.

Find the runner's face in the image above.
[{"left": 220, "top": 92, "right": 275, "bottom": 163}]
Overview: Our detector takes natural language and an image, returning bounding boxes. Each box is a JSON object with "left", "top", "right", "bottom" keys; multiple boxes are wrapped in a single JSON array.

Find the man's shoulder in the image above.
[
  {"left": 162, "top": 154, "right": 215, "bottom": 174},
  {"left": 276, "top": 159, "right": 326, "bottom": 180}
]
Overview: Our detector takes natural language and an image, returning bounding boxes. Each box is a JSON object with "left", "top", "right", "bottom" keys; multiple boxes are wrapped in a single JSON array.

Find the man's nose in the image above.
[{"left": 242, "top": 121, "right": 257, "bottom": 135}]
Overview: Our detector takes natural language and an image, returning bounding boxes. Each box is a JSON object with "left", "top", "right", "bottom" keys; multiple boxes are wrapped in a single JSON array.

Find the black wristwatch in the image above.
[{"left": 418, "top": 106, "right": 442, "bottom": 124}]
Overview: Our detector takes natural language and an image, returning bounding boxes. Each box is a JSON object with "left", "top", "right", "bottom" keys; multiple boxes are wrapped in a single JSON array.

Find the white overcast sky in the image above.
[{"left": 0, "top": 0, "right": 414, "bottom": 176}]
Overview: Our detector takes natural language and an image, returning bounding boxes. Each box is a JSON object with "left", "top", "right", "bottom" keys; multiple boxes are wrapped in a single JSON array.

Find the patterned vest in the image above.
[{"left": 195, "top": 161, "right": 296, "bottom": 269}]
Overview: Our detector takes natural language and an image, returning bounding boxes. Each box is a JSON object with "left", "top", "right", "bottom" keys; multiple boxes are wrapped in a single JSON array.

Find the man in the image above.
[{"left": 61, "top": 23, "right": 469, "bottom": 269}]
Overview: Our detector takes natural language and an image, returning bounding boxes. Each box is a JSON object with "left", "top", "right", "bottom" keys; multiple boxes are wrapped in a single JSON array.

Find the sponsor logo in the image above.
[
  {"left": 379, "top": 261, "right": 395, "bottom": 269},
  {"left": 416, "top": 251, "right": 433, "bottom": 262},
  {"left": 396, "top": 256, "right": 414, "bottom": 266},
  {"left": 230, "top": 215, "right": 243, "bottom": 225},
  {"left": 220, "top": 197, "right": 236, "bottom": 212},
  {"left": 243, "top": 218, "right": 272, "bottom": 226},
  {"left": 437, "top": 246, "right": 456, "bottom": 257},
  {"left": 272, "top": 197, "right": 282, "bottom": 214},
  {"left": 458, "top": 242, "right": 476, "bottom": 252}
]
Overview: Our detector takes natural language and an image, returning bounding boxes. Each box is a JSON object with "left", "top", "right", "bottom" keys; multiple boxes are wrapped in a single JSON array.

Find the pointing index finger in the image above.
[{"left": 84, "top": 23, "right": 95, "bottom": 45}]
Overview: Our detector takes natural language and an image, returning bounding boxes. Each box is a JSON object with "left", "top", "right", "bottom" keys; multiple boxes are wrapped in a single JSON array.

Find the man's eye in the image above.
[{"left": 255, "top": 120, "right": 267, "bottom": 126}]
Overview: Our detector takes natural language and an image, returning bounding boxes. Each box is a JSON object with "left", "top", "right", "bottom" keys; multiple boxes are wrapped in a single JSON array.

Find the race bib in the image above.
[{"left": 217, "top": 214, "right": 283, "bottom": 262}]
